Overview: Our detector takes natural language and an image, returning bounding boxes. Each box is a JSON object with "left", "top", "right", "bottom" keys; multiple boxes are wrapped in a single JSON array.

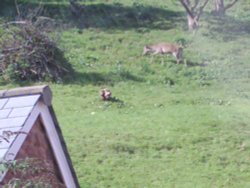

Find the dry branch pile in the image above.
[{"left": 0, "top": 21, "right": 73, "bottom": 82}]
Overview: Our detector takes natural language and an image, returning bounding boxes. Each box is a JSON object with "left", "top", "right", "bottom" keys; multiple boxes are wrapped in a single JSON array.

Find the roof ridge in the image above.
[{"left": 0, "top": 85, "right": 52, "bottom": 106}]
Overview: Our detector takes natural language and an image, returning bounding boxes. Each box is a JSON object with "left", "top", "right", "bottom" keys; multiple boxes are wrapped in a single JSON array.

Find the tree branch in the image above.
[
  {"left": 179, "top": 0, "right": 195, "bottom": 18},
  {"left": 0, "top": 21, "right": 27, "bottom": 27},
  {"left": 191, "top": 0, "right": 200, "bottom": 11},
  {"left": 196, "top": 0, "right": 210, "bottom": 21},
  {"left": 225, "top": 0, "right": 239, "bottom": 10},
  {"left": 15, "top": 0, "right": 20, "bottom": 17}
]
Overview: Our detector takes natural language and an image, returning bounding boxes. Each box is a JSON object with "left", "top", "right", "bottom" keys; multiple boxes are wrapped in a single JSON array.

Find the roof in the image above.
[
  {"left": 0, "top": 85, "right": 80, "bottom": 188},
  {"left": 0, "top": 94, "right": 40, "bottom": 158}
]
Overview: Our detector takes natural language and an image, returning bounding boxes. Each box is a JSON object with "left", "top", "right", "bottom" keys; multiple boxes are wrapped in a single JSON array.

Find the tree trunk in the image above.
[
  {"left": 187, "top": 15, "right": 199, "bottom": 31},
  {"left": 213, "top": 0, "right": 239, "bottom": 16},
  {"left": 179, "top": 0, "right": 209, "bottom": 31},
  {"left": 214, "top": 0, "right": 225, "bottom": 16}
]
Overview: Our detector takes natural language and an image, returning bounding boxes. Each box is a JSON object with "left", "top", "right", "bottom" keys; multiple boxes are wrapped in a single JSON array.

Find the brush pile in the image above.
[{"left": 0, "top": 21, "right": 73, "bottom": 82}]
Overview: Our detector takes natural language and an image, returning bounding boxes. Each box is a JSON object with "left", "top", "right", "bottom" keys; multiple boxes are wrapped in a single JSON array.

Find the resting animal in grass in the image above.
[
  {"left": 143, "top": 43, "right": 183, "bottom": 64},
  {"left": 100, "top": 88, "right": 112, "bottom": 101}
]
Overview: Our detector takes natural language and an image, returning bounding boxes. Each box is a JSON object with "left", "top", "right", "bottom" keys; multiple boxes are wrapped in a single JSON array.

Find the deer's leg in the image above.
[{"left": 172, "top": 53, "right": 179, "bottom": 64}]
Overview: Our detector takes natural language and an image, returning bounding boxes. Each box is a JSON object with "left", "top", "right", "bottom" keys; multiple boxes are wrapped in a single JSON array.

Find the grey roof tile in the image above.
[
  {"left": 0, "top": 148, "right": 8, "bottom": 159},
  {"left": 0, "top": 117, "right": 27, "bottom": 129},
  {"left": 0, "top": 94, "right": 39, "bottom": 159},
  {"left": 0, "top": 99, "right": 8, "bottom": 110},
  {"left": 0, "top": 109, "right": 12, "bottom": 119},
  {"left": 9, "top": 107, "right": 33, "bottom": 118},
  {"left": 0, "top": 127, "right": 23, "bottom": 149},
  {"left": 4, "top": 95, "right": 40, "bottom": 109}
]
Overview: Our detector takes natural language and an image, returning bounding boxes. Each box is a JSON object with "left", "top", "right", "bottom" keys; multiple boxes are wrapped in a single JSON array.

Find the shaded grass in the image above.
[{"left": 1, "top": 1, "right": 185, "bottom": 31}]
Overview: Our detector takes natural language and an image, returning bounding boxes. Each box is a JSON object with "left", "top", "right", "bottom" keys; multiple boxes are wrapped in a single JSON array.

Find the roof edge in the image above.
[{"left": 0, "top": 85, "right": 52, "bottom": 106}]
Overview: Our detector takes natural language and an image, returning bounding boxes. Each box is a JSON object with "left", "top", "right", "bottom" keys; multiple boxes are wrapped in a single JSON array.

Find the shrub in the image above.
[
  {"left": 0, "top": 158, "right": 65, "bottom": 188},
  {"left": 0, "top": 21, "right": 73, "bottom": 83}
]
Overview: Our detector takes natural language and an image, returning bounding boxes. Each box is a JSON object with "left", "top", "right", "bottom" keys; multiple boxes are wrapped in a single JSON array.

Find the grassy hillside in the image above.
[{"left": 1, "top": 0, "right": 250, "bottom": 187}]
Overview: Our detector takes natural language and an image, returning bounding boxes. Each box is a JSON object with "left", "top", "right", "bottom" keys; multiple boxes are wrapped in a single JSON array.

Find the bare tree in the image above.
[
  {"left": 179, "top": 0, "right": 210, "bottom": 31},
  {"left": 213, "top": 0, "right": 239, "bottom": 16}
]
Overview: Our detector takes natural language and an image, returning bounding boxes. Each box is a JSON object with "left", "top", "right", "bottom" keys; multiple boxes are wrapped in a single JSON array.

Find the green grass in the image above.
[
  {"left": 1, "top": 0, "right": 250, "bottom": 187},
  {"left": 51, "top": 83, "right": 250, "bottom": 187}
]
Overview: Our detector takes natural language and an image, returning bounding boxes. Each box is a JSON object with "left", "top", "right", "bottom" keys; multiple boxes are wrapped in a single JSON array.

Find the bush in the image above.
[{"left": 0, "top": 21, "right": 73, "bottom": 83}]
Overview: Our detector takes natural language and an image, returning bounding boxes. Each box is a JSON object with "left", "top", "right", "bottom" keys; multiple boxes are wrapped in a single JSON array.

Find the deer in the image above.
[{"left": 143, "top": 43, "right": 183, "bottom": 64}]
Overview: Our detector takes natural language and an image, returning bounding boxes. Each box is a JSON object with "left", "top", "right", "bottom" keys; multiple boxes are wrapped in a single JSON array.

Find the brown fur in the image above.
[
  {"left": 143, "top": 43, "right": 183, "bottom": 64},
  {"left": 100, "top": 88, "right": 112, "bottom": 100}
]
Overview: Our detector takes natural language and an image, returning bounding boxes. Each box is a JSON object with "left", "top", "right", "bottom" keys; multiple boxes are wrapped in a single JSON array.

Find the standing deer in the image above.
[{"left": 143, "top": 43, "right": 183, "bottom": 64}]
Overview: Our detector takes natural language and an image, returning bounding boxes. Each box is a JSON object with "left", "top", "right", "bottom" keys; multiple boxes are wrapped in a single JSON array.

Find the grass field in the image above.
[{"left": 1, "top": 0, "right": 250, "bottom": 187}]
